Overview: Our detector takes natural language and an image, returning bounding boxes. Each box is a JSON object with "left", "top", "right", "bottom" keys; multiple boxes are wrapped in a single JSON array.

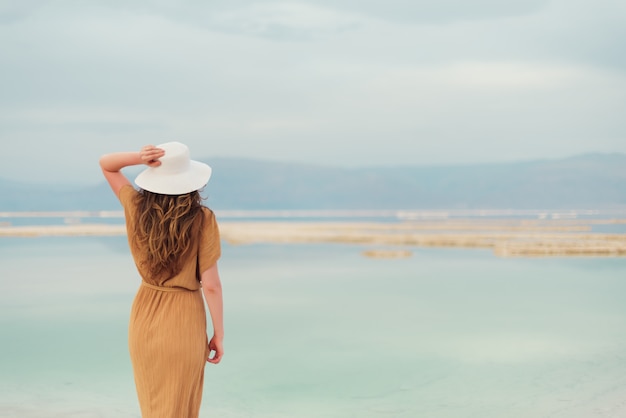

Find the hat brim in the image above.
[{"left": 134, "top": 161, "right": 212, "bottom": 195}]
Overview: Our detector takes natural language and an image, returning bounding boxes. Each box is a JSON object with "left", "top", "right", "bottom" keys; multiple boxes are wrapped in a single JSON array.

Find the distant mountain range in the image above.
[{"left": 1, "top": 153, "right": 625, "bottom": 211}]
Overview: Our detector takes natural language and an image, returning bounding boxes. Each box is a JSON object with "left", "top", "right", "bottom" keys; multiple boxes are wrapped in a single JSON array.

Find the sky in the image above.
[{"left": 1, "top": 0, "right": 625, "bottom": 184}]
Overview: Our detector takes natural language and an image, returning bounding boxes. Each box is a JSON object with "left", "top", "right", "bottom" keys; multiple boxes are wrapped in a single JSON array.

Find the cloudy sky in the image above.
[{"left": 1, "top": 0, "right": 625, "bottom": 184}]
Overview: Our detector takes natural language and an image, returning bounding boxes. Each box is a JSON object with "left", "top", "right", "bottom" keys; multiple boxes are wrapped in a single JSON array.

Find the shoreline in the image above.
[{"left": 2, "top": 220, "right": 625, "bottom": 258}]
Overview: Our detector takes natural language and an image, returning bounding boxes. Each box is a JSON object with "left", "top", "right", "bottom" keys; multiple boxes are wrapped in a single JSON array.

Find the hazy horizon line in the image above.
[{"left": 2, "top": 151, "right": 625, "bottom": 187}]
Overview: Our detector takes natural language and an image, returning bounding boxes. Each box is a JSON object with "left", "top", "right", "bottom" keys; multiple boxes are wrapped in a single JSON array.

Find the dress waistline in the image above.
[{"left": 141, "top": 281, "right": 199, "bottom": 292}]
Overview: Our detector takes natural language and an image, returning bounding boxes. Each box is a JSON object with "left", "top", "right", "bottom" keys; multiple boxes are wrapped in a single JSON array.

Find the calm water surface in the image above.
[{"left": 1, "top": 236, "right": 626, "bottom": 417}]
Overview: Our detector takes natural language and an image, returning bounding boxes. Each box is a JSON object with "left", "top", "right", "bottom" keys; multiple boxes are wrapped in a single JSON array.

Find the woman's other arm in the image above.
[
  {"left": 99, "top": 146, "right": 164, "bottom": 198},
  {"left": 201, "top": 263, "right": 224, "bottom": 364}
]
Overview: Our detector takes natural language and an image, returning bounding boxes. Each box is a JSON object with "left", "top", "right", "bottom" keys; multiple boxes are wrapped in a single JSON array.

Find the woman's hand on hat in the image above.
[{"left": 140, "top": 145, "right": 165, "bottom": 168}]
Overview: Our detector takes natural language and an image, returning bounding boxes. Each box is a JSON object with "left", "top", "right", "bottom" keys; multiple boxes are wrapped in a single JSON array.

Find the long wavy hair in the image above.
[{"left": 132, "top": 189, "right": 204, "bottom": 279}]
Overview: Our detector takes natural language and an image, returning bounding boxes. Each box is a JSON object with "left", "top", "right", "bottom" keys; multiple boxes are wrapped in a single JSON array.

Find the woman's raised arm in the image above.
[{"left": 99, "top": 145, "right": 164, "bottom": 198}]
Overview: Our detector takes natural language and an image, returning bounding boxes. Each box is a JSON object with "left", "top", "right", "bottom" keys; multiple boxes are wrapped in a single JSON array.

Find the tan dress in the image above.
[{"left": 119, "top": 185, "right": 221, "bottom": 418}]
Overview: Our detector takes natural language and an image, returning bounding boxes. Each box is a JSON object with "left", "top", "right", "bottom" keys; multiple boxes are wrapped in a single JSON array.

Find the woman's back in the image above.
[{"left": 119, "top": 184, "right": 221, "bottom": 289}]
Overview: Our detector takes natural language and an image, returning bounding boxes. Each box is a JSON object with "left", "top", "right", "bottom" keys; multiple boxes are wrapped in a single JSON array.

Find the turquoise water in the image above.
[{"left": 1, "top": 237, "right": 626, "bottom": 417}]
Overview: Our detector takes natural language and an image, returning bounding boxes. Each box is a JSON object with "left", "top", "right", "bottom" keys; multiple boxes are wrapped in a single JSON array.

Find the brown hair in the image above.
[{"left": 132, "top": 190, "right": 204, "bottom": 279}]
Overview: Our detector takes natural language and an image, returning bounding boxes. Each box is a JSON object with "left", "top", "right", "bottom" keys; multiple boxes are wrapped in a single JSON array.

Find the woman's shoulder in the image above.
[
  {"left": 200, "top": 206, "right": 219, "bottom": 229},
  {"left": 119, "top": 184, "right": 139, "bottom": 208},
  {"left": 201, "top": 205, "right": 216, "bottom": 217}
]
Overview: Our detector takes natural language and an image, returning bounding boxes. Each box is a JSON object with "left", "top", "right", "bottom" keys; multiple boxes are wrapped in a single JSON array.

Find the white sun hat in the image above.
[{"left": 134, "top": 141, "right": 212, "bottom": 195}]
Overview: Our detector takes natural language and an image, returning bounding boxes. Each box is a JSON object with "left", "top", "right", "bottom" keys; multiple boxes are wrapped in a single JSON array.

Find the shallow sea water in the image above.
[{"left": 1, "top": 236, "right": 626, "bottom": 417}]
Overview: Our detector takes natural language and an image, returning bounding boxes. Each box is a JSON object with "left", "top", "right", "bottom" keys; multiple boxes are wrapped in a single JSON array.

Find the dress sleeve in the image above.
[{"left": 198, "top": 208, "right": 222, "bottom": 273}]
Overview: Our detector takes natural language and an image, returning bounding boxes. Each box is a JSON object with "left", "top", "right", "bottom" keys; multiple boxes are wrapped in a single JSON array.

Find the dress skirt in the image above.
[{"left": 128, "top": 282, "right": 208, "bottom": 418}]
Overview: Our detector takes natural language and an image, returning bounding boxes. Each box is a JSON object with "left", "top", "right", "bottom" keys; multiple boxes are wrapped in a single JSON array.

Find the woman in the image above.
[{"left": 99, "top": 142, "right": 224, "bottom": 418}]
